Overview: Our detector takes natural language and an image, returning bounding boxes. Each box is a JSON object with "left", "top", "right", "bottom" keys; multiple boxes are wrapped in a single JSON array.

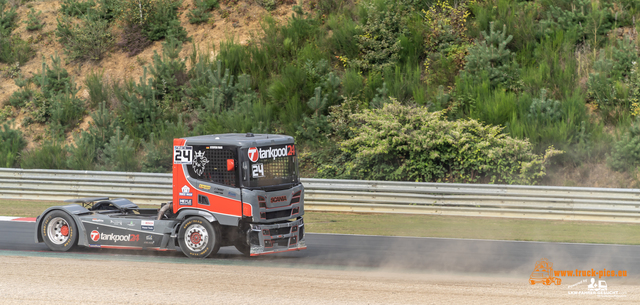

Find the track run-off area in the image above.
[{"left": 2, "top": 219, "right": 640, "bottom": 303}]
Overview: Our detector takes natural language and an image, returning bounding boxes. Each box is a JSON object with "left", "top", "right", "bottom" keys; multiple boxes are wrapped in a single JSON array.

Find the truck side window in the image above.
[{"left": 187, "top": 146, "right": 237, "bottom": 188}]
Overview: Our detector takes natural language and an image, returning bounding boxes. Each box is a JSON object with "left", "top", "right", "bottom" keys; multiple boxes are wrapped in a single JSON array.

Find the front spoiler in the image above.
[{"left": 248, "top": 217, "right": 306, "bottom": 256}]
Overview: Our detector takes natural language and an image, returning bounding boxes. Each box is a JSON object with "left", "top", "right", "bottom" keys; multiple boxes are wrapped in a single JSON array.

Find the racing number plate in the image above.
[{"left": 174, "top": 146, "right": 193, "bottom": 164}]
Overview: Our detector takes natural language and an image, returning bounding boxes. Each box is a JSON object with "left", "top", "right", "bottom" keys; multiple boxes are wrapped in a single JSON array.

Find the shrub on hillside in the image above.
[
  {"left": 0, "top": 1, "right": 33, "bottom": 65},
  {"left": 148, "top": 35, "right": 188, "bottom": 102},
  {"left": 587, "top": 53, "right": 616, "bottom": 108},
  {"left": 316, "top": 101, "right": 562, "bottom": 184},
  {"left": 422, "top": 0, "right": 472, "bottom": 83},
  {"left": 527, "top": 89, "right": 563, "bottom": 124},
  {"left": 24, "top": 8, "right": 44, "bottom": 31},
  {"left": 0, "top": 123, "right": 27, "bottom": 168},
  {"left": 612, "top": 37, "right": 638, "bottom": 80},
  {"left": 60, "top": 0, "right": 96, "bottom": 17},
  {"left": 37, "top": 55, "right": 75, "bottom": 97},
  {"left": 142, "top": 119, "right": 188, "bottom": 172},
  {"left": 103, "top": 128, "right": 139, "bottom": 171},
  {"left": 49, "top": 90, "right": 86, "bottom": 132},
  {"left": 0, "top": 0, "right": 17, "bottom": 36},
  {"left": 196, "top": 74, "right": 273, "bottom": 134},
  {"left": 56, "top": 14, "right": 114, "bottom": 61},
  {"left": 187, "top": 0, "right": 218, "bottom": 24},
  {"left": 7, "top": 86, "right": 35, "bottom": 108},
  {"left": 20, "top": 141, "right": 68, "bottom": 169},
  {"left": 118, "top": 0, "right": 188, "bottom": 43},
  {"left": 66, "top": 130, "right": 97, "bottom": 170},
  {"left": 608, "top": 119, "right": 640, "bottom": 172},
  {"left": 351, "top": 0, "right": 404, "bottom": 72},
  {"left": 461, "top": 22, "right": 521, "bottom": 91}
]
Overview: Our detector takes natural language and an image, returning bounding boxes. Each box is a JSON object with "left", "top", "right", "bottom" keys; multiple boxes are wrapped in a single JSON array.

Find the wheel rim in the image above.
[
  {"left": 47, "top": 217, "right": 70, "bottom": 245},
  {"left": 184, "top": 224, "right": 209, "bottom": 252}
]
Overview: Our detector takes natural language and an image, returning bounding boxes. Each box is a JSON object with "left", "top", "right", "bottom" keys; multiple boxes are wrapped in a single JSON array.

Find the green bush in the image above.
[
  {"left": 20, "top": 141, "right": 68, "bottom": 169},
  {"left": 257, "top": 0, "right": 276, "bottom": 11},
  {"left": 38, "top": 55, "right": 75, "bottom": 98},
  {"left": 187, "top": 0, "right": 218, "bottom": 24},
  {"left": 543, "top": 0, "right": 614, "bottom": 44},
  {"left": 422, "top": 0, "right": 472, "bottom": 84},
  {"left": 196, "top": 74, "right": 273, "bottom": 134},
  {"left": 60, "top": 0, "right": 96, "bottom": 17},
  {"left": 351, "top": 1, "right": 404, "bottom": 72},
  {"left": 611, "top": 37, "right": 638, "bottom": 80},
  {"left": 116, "top": 72, "right": 169, "bottom": 140},
  {"left": 66, "top": 130, "right": 97, "bottom": 170},
  {"left": 0, "top": 0, "right": 17, "bottom": 36},
  {"left": 0, "top": 123, "right": 27, "bottom": 168},
  {"left": 7, "top": 86, "right": 34, "bottom": 108},
  {"left": 148, "top": 35, "right": 188, "bottom": 102},
  {"left": 461, "top": 22, "right": 520, "bottom": 90},
  {"left": 85, "top": 70, "right": 112, "bottom": 108},
  {"left": 87, "top": 101, "right": 119, "bottom": 150},
  {"left": 56, "top": 14, "right": 114, "bottom": 61},
  {"left": 608, "top": 119, "right": 640, "bottom": 172},
  {"left": 0, "top": 0, "right": 32, "bottom": 66},
  {"left": 103, "top": 128, "right": 138, "bottom": 171},
  {"left": 317, "top": 101, "right": 562, "bottom": 184},
  {"left": 527, "top": 89, "right": 562, "bottom": 124},
  {"left": 24, "top": 8, "right": 44, "bottom": 31},
  {"left": 142, "top": 118, "right": 188, "bottom": 172},
  {"left": 297, "top": 87, "right": 331, "bottom": 143},
  {"left": 587, "top": 53, "right": 616, "bottom": 108},
  {"left": 0, "top": 36, "right": 33, "bottom": 65},
  {"left": 121, "top": 0, "right": 188, "bottom": 42},
  {"left": 49, "top": 90, "right": 85, "bottom": 132}
]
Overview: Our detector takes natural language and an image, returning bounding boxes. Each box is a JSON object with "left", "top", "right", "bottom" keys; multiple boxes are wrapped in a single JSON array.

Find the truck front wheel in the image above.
[
  {"left": 178, "top": 217, "right": 221, "bottom": 258},
  {"left": 41, "top": 210, "right": 77, "bottom": 251}
]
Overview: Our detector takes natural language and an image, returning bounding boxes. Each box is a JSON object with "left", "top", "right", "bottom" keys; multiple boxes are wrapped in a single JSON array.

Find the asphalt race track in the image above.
[{"left": 2, "top": 220, "right": 640, "bottom": 277}]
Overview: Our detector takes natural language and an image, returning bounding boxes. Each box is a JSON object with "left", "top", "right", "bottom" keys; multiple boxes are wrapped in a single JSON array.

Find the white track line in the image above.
[{"left": 0, "top": 216, "right": 36, "bottom": 222}]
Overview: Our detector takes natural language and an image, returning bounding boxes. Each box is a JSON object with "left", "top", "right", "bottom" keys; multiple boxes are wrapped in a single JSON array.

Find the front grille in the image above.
[
  {"left": 272, "top": 238, "right": 289, "bottom": 247},
  {"left": 269, "top": 227, "right": 291, "bottom": 236},
  {"left": 290, "top": 191, "right": 301, "bottom": 204},
  {"left": 265, "top": 209, "right": 291, "bottom": 220}
]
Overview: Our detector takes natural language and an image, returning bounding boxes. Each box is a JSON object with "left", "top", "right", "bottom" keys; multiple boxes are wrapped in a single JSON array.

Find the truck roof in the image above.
[{"left": 182, "top": 133, "right": 295, "bottom": 148}]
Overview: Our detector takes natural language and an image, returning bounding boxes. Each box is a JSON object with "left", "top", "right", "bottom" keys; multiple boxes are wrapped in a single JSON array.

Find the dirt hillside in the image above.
[{"left": 0, "top": 0, "right": 301, "bottom": 146}]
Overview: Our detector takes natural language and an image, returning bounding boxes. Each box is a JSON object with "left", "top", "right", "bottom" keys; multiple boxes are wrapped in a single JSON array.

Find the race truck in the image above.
[{"left": 35, "top": 133, "right": 306, "bottom": 258}]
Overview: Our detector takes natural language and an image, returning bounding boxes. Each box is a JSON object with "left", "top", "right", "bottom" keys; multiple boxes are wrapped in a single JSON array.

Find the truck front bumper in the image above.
[{"left": 248, "top": 217, "right": 306, "bottom": 256}]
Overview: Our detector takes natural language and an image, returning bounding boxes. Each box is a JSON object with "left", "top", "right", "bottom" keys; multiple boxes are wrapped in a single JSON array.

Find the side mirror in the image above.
[{"left": 227, "top": 159, "right": 235, "bottom": 171}]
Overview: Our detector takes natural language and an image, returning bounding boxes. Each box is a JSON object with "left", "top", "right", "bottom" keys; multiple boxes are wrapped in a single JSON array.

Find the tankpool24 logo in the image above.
[
  {"left": 90, "top": 230, "right": 139, "bottom": 243},
  {"left": 248, "top": 145, "right": 296, "bottom": 163}
]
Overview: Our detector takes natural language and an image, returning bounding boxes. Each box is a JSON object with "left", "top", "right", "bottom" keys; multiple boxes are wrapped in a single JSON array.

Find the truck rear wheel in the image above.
[
  {"left": 178, "top": 217, "right": 221, "bottom": 258},
  {"left": 41, "top": 210, "right": 77, "bottom": 251}
]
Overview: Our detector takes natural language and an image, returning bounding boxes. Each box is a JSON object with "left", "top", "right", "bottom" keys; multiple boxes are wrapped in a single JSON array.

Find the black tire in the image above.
[
  {"left": 40, "top": 210, "right": 77, "bottom": 251},
  {"left": 178, "top": 217, "right": 221, "bottom": 258}
]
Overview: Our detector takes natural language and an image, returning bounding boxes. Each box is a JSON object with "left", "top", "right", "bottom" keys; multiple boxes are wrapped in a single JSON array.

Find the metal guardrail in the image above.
[{"left": 2, "top": 168, "right": 640, "bottom": 223}]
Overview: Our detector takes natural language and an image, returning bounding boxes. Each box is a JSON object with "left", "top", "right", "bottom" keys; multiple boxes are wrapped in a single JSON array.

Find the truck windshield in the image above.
[{"left": 241, "top": 144, "right": 299, "bottom": 189}]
